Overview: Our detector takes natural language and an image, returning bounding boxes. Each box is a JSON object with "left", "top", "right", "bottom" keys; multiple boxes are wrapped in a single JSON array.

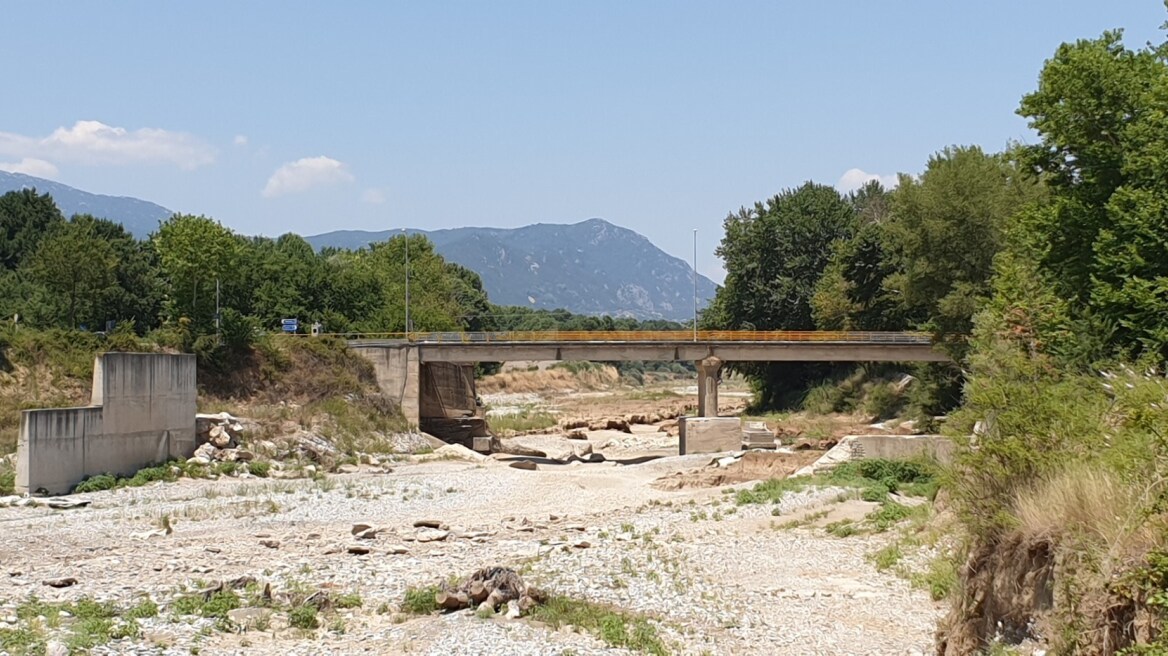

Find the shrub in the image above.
[
  {"left": 401, "top": 585, "right": 440, "bottom": 614},
  {"left": 288, "top": 604, "right": 319, "bottom": 630},
  {"left": 74, "top": 473, "right": 118, "bottom": 493}
]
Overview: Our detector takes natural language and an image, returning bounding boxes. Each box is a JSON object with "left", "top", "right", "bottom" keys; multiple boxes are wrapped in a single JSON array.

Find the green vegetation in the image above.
[
  {"left": 401, "top": 585, "right": 441, "bottom": 615},
  {"left": 734, "top": 458, "right": 938, "bottom": 507},
  {"left": 529, "top": 596, "right": 669, "bottom": 655},
  {"left": 0, "top": 595, "right": 155, "bottom": 654},
  {"left": 288, "top": 604, "right": 319, "bottom": 630}
]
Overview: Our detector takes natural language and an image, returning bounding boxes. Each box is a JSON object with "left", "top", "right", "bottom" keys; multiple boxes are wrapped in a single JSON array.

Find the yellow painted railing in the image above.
[{"left": 301, "top": 330, "right": 934, "bottom": 345}]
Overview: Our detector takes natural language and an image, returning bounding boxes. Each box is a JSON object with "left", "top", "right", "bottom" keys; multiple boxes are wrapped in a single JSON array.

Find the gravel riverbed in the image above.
[{"left": 0, "top": 453, "right": 942, "bottom": 655}]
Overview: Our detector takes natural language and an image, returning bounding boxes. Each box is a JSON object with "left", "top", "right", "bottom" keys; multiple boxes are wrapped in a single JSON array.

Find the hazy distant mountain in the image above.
[
  {"left": 0, "top": 171, "right": 173, "bottom": 237},
  {"left": 308, "top": 219, "right": 718, "bottom": 321}
]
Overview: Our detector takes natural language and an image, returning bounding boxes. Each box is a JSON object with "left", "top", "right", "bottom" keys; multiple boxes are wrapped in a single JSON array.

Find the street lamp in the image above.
[
  {"left": 402, "top": 228, "right": 411, "bottom": 338},
  {"left": 692, "top": 229, "right": 698, "bottom": 342}
]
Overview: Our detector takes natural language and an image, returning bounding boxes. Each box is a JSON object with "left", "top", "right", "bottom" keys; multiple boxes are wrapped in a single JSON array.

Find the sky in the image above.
[{"left": 1, "top": 2, "right": 1165, "bottom": 283}]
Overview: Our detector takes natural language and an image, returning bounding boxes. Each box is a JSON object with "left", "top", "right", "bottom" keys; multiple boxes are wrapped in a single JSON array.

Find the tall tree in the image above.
[
  {"left": 1016, "top": 29, "right": 1168, "bottom": 358},
  {"left": 153, "top": 215, "right": 242, "bottom": 330},
  {"left": 881, "top": 146, "right": 1038, "bottom": 338},
  {"left": 28, "top": 220, "right": 118, "bottom": 328},
  {"left": 705, "top": 182, "right": 856, "bottom": 407},
  {"left": 0, "top": 189, "right": 65, "bottom": 270}
]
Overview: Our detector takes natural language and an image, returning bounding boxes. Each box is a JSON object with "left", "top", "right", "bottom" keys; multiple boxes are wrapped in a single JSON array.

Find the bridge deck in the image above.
[{"left": 340, "top": 331, "right": 948, "bottom": 363}]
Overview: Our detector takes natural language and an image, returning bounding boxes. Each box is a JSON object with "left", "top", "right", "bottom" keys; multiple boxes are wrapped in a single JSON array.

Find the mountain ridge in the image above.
[
  {"left": 308, "top": 219, "right": 717, "bottom": 321},
  {"left": 0, "top": 172, "right": 717, "bottom": 321},
  {"left": 0, "top": 170, "right": 173, "bottom": 237}
]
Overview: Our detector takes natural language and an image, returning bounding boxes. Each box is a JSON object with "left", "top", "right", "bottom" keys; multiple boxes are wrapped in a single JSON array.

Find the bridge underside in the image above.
[{"left": 349, "top": 340, "right": 948, "bottom": 443}]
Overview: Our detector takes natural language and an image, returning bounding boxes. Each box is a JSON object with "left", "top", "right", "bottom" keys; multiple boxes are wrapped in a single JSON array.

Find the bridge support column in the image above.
[{"left": 696, "top": 356, "right": 723, "bottom": 417}]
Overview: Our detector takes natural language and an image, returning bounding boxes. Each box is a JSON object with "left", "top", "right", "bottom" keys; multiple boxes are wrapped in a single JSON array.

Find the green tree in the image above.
[
  {"left": 28, "top": 220, "right": 118, "bottom": 328},
  {"left": 881, "top": 146, "right": 1038, "bottom": 339},
  {"left": 0, "top": 189, "right": 65, "bottom": 270},
  {"left": 153, "top": 214, "right": 242, "bottom": 330},
  {"left": 705, "top": 182, "right": 856, "bottom": 408},
  {"left": 1016, "top": 28, "right": 1168, "bottom": 358}
]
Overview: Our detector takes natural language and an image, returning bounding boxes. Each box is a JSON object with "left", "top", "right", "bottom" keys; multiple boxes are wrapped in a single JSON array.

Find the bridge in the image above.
[{"left": 341, "top": 331, "right": 948, "bottom": 435}]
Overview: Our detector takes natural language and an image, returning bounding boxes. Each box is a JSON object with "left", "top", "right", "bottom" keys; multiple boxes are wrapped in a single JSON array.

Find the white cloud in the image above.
[
  {"left": 361, "top": 188, "right": 386, "bottom": 204},
  {"left": 0, "top": 158, "right": 59, "bottom": 178},
  {"left": 0, "top": 120, "right": 215, "bottom": 169},
  {"left": 233, "top": 135, "right": 248, "bottom": 146},
  {"left": 262, "top": 156, "right": 354, "bottom": 198},
  {"left": 836, "top": 168, "right": 899, "bottom": 194}
]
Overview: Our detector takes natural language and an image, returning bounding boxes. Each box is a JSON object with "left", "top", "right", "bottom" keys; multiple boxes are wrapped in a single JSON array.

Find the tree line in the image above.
[{"left": 0, "top": 195, "right": 683, "bottom": 362}]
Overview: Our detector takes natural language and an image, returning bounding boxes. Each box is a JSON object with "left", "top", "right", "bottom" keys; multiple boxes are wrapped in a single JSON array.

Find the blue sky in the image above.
[{"left": 1, "top": 1, "right": 1164, "bottom": 282}]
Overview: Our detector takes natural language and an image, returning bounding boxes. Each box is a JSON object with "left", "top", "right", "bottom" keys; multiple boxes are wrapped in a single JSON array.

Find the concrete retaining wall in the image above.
[{"left": 15, "top": 353, "right": 196, "bottom": 495}]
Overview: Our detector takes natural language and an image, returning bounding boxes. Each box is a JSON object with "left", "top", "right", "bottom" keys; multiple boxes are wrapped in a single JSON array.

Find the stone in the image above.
[
  {"left": 387, "top": 545, "right": 410, "bottom": 555},
  {"left": 472, "top": 436, "right": 493, "bottom": 452},
  {"left": 572, "top": 540, "right": 592, "bottom": 549},
  {"left": 506, "top": 600, "right": 522, "bottom": 619},
  {"left": 347, "top": 545, "right": 371, "bottom": 555},
  {"left": 42, "top": 577, "right": 77, "bottom": 588},
  {"left": 337, "top": 463, "right": 360, "bottom": 474},
  {"left": 45, "top": 640, "right": 68, "bottom": 656},
  {"left": 416, "top": 529, "right": 449, "bottom": 543},
  {"left": 351, "top": 523, "right": 375, "bottom": 535},
  {"left": 260, "top": 539, "right": 280, "bottom": 549},
  {"left": 413, "top": 519, "right": 444, "bottom": 529},
  {"left": 0, "top": 495, "right": 20, "bottom": 506},
  {"left": 227, "top": 607, "right": 272, "bottom": 628},
  {"left": 566, "top": 429, "right": 588, "bottom": 440},
  {"left": 209, "top": 425, "right": 233, "bottom": 448},
  {"left": 572, "top": 442, "right": 593, "bottom": 459},
  {"left": 509, "top": 460, "right": 537, "bottom": 471},
  {"left": 355, "top": 528, "right": 378, "bottom": 540},
  {"left": 46, "top": 498, "right": 91, "bottom": 510}
]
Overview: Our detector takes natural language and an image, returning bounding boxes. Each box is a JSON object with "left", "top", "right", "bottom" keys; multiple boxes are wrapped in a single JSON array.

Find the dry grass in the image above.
[
  {"left": 477, "top": 363, "right": 619, "bottom": 394},
  {"left": 1013, "top": 465, "right": 1159, "bottom": 558}
]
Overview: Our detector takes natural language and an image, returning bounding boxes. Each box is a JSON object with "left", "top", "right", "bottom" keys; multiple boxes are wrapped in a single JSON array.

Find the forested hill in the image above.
[
  {"left": 0, "top": 171, "right": 172, "bottom": 238},
  {"left": 308, "top": 219, "right": 718, "bottom": 321}
]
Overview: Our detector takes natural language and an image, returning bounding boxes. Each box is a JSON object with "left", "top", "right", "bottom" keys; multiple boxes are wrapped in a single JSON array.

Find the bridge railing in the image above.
[{"left": 323, "top": 330, "right": 934, "bottom": 344}]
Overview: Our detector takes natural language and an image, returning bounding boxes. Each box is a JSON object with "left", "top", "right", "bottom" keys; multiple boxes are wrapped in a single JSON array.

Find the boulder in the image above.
[{"left": 508, "top": 460, "right": 538, "bottom": 471}]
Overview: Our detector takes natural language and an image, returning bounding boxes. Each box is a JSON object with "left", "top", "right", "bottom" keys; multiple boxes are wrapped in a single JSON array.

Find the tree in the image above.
[
  {"left": 881, "top": 146, "right": 1038, "bottom": 338},
  {"left": 1016, "top": 29, "right": 1168, "bottom": 358},
  {"left": 705, "top": 182, "right": 856, "bottom": 407},
  {"left": 812, "top": 182, "right": 905, "bottom": 331},
  {"left": 28, "top": 220, "right": 118, "bottom": 328},
  {"left": 0, "top": 189, "right": 65, "bottom": 270},
  {"left": 153, "top": 215, "right": 242, "bottom": 330}
]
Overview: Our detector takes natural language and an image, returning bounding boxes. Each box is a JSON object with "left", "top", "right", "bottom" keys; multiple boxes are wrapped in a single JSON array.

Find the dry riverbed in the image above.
[{"left": 0, "top": 446, "right": 942, "bottom": 656}]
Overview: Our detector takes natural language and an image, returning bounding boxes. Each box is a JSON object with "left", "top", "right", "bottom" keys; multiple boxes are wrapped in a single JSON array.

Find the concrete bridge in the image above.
[{"left": 345, "top": 331, "right": 948, "bottom": 435}]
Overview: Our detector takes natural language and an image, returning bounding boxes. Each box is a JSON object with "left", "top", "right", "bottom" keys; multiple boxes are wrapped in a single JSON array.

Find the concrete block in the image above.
[
  {"left": 472, "top": 436, "right": 492, "bottom": 453},
  {"left": 16, "top": 353, "right": 196, "bottom": 495},
  {"left": 679, "top": 417, "right": 742, "bottom": 455}
]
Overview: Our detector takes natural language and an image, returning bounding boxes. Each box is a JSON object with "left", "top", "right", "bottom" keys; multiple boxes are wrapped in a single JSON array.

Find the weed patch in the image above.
[{"left": 529, "top": 596, "right": 669, "bottom": 655}]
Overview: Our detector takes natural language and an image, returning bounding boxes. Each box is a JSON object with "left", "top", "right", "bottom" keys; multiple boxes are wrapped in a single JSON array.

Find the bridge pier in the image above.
[{"left": 697, "top": 356, "right": 723, "bottom": 417}]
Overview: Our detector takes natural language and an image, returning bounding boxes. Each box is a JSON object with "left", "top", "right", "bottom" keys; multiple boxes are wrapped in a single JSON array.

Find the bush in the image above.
[
  {"left": 248, "top": 461, "right": 271, "bottom": 478},
  {"left": 288, "top": 604, "right": 319, "bottom": 630},
  {"left": 74, "top": 473, "right": 118, "bottom": 493},
  {"left": 402, "top": 585, "right": 440, "bottom": 614}
]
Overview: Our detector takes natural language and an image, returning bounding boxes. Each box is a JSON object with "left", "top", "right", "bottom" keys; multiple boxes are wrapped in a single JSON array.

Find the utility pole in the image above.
[
  {"left": 693, "top": 229, "right": 698, "bottom": 342},
  {"left": 403, "top": 228, "right": 411, "bottom": 338}
]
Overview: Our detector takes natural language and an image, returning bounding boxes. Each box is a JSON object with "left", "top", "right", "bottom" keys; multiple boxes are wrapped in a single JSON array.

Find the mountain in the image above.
[
  {"left": 0, "top": 173, "right": 718, "bottom": 320},
  {"left": 308, "top": 219, "right": 718, "bottom": 321},
  {"left": 0, "top": 171, "right": 173, "bottom": 238}
]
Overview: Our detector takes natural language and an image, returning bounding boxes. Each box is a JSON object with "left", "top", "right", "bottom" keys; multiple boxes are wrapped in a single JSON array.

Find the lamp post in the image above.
[
  {"left": 403, "top": 228, "right": 411, "bottom": 338},
  {"left": 692, "top": 229, "right": 698, "bottom": 342}
]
